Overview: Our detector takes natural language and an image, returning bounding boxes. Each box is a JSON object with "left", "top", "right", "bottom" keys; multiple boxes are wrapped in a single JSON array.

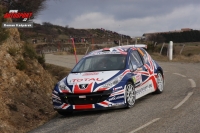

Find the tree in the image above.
[{"left": 146, "top": 34, "right": 165, "bottom": 44}]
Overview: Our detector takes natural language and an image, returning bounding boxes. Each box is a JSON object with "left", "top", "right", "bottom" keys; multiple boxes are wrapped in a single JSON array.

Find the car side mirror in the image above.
[{"left": 133, "top": 65, "right": 137, "bottom": 71}]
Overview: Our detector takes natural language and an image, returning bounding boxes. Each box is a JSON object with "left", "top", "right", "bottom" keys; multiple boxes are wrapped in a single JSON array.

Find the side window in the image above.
[
  {"left": 129, "top": 53, "right": 137, "bottom": 70},
  {"left": 130, "top": 51, "right": 143, "bottom": 68},
  {"left": 138, "top": 48, "right": 148, "bottom": 64},
  {"left": 128, "top": 57, "right": 134, "bottom": 71}
]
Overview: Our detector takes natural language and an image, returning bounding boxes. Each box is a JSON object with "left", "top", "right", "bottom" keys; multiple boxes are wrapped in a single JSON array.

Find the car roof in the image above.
[{"left": 85, "top": 44, "right": 147, "bottom": 57}]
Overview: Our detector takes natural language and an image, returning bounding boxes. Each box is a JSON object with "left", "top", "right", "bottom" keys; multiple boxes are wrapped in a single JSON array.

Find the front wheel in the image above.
[
  {"left": 155, "top": 72, "right": 164, "bottom": 94},
  {"left": 125, "top": 82, "right": 136, "bottom": 108}
]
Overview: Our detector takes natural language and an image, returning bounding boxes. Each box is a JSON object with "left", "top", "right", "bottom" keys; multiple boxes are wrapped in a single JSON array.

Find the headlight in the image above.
[
  {"left": 57, "top": 77, "right": 70, "bottom": 91},
  {"left": 58, "top": 82, "right": 69, "bottom": 90},
  {"left": 101, "top": 75, "right": 123, "bottom": 88}
]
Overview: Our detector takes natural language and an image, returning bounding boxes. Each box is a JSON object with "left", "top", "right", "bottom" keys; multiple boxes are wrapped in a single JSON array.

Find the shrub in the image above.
[
  {"left": 7, "top": 47, "right": 19, "bottom": 56},
  {"left": 23, "top": 43, "right": 37, "bottom": 59},
  {"left": 19, "top": 30, "right": 27, "bottom": 41},
  {"left": 16, "top": 59, "right": 26, "bottom": 70},
  {"left": 37, "top": 54, "right": 45, "bottom": 67}
]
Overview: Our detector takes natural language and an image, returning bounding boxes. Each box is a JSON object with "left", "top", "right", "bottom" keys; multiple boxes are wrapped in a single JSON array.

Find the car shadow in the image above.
[{"left": 57, "top": 107, "right": 126, "bottom": 119}]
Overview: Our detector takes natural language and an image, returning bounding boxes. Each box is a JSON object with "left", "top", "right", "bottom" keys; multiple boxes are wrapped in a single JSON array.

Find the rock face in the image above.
[{"left": 0, "top": 28, "right": 56, "bottom": 133}]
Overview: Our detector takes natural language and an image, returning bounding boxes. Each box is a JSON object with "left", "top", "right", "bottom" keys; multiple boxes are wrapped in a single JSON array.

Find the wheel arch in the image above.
[
  {"left": 157, "top": 67, "right": 164, "bottom": 77},
  {"left": 126, "top": 79, "right": 135, "bottom": 87}
]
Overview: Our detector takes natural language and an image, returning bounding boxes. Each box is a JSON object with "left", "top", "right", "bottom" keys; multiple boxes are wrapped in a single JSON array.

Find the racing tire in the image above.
[
  {"left": 155, "top": 72, "right": 164, "bottom": 94},
  {"left": 125, "top": 82, "right": 136, "bottom": 108},
  {"left": 57, "top": 110, "right": 73, "bottom": 116}
]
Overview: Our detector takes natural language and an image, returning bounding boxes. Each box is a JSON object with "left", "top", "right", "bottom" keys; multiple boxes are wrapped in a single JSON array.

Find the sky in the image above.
[{"left": 33, "top": 0, "right": 200, "bottom": 37}]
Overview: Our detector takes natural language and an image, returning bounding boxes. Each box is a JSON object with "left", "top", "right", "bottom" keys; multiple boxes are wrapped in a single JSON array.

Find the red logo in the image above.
[
  {"left": 4, "top": 10, "right": 32, "bottom": 21},
  {"left": 82, "top": 72, "right": 99, "bottom": 76}
]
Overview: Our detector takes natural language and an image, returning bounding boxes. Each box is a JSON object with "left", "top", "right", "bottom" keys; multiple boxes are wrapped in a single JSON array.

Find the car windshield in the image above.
[{"left": 72, "top": 54, "right": 126, "bottom": 73}]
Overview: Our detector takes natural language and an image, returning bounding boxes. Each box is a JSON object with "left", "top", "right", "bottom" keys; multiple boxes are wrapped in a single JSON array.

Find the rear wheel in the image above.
[
  {"left": 125, "top": 82, "right": 136, "bottom": 108},
  {"left": 155, "top": 72, "right": 164, "bottom": 94}
]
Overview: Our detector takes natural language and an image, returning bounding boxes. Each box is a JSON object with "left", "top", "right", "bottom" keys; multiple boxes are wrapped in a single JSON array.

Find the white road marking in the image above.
[
  {"left": 173, "top": 92, "right": 193, "bottom": 109},
  {"left": 129, "top": 118, "right": 160, "bottom": 133},
  {"left": 173, "top": 73, "right": 186, "bottom": 77},
  {"left": 188, "top": 79, "right": 196, "bottom": 88}
]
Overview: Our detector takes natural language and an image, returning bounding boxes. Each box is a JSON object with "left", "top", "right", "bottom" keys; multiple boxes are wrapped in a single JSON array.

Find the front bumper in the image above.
[
  {"left": 60, "top": 90, "right": 112, "bottom": 105},
  {"left": 52, "top": 88, "right": 126, "bottom": 110}
]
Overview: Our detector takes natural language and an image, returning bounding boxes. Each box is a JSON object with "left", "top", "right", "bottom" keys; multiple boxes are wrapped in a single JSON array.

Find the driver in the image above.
[{"left": 97, "top": 58, "right": 110, "bottom": 69}]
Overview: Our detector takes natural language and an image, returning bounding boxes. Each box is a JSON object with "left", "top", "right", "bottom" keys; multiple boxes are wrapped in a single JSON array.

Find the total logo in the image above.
[{"left": 70, "top": 78, "right": 103, "bottom": 83}]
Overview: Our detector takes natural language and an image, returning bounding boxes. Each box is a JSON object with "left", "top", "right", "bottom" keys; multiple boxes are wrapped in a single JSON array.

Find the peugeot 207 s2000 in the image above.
[{"left": 52, "top": 45, "right": 164, "bottom": 115}]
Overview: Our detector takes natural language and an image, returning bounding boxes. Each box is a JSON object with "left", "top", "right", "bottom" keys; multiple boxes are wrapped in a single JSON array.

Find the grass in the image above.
[
  {"left": 148, "top": 42, "right": 200, "bottom": 63},
  {"left": 150, "top": 52, "right": 200, "bottom": 63}
]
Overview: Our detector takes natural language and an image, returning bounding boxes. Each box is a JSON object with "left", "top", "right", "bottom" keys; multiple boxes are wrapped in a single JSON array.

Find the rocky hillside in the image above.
[{"left": 0, "top": 28, "right": 56, "bottom": 132}]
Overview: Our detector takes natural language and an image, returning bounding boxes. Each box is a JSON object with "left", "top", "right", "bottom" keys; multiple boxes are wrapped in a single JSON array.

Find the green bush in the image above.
[
  {"left": 19, "top": 30, "right": 27, "bottom": 41},
  {"left": 23, "top": 43, "right": 37, "bottom": 59},
  {"left": 16, "top": 59, "right": 27, "bottom": 70},
  {"left": 7, "top": 47, "right": 19, "bottom": 56},
  {"left": 23, "top": 43, "right": 46, "bottom": 67},
  {"left": 37, "top": 54, "right": 45, "bottom": 67}
]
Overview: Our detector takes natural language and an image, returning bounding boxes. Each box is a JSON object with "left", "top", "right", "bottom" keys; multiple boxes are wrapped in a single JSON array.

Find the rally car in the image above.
[{"left": 52, "top": 45, "right": 164, "bottom": 115}]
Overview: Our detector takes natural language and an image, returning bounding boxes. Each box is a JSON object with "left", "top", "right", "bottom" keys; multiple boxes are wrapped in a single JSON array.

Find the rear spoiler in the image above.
[
  {"left": 119, "top": 44, "right": 147, "bottom": 49},
  {"left": 132, "top": 44, "right": 147, "bottom": 49}
]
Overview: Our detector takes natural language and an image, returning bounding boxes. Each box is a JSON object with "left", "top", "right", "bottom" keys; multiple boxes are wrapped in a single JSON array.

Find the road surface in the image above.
[{"left": 29, "top": 54, "right": 200, "bottom": 133}]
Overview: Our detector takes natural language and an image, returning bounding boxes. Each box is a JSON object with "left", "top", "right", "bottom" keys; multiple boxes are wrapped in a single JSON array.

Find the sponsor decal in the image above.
[
  {"left": 94, "top": 51, "right": 120, "bottom": 55},
  {"left": 113, "top": 86, "right": 123, "bottom": 92},
  {"left": 108, "top": 102, "right": 124, "bottom": 107},
  {"left": 132, "top": 74, "right": 142, "bottom": 84},
  {"left": 132, "top": 77, "right": 136, "bottom": 83},
  {"left": 71, "top": 78, "right": 103, "bottom": 83},
  {"left": 79, "top": 95, "right": 86, "bottom": 98},
  {"left": 120, "top": 51, "right": 127, "bottom": 55},
  {"left": 82, "top": 72, "right": 99, "bottom": 76},
  {"left": 52, "top": 94, "right": 61, "bottom": 100},
  {"left": 136, "top": 83, "right": 152, "bottom": 95},
  {"left": 54, "top": 106, "right": 61, "bottom": 109},
  {"left": 108, "top": 95, "right": 124, "bottom": 101},
  {"left": 52, "top": 99, "right": 62, "bottom": 104}
]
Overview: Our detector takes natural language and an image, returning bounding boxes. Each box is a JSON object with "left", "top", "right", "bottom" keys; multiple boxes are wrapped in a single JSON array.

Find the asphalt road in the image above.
[{"left": 30, "top": 54, "right": 200, "bottom": 133}]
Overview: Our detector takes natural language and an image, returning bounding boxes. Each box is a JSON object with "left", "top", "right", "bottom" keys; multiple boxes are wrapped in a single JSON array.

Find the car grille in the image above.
[{"left": 59, "top": 90, "right": 112, "bottom": 105}]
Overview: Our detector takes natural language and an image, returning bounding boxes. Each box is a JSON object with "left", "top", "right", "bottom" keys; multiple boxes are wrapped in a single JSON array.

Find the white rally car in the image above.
[{"left": 52, "top": 45, "right": 164, "bottom": 115}]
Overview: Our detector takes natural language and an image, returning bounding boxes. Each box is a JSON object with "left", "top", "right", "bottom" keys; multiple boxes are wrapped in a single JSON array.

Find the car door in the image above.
[
  {"left": 128, "top": 49, "right": 152, "bottom": 99},
  {"left": 137, "top": 48, "right": 158, "bottom": 91}
]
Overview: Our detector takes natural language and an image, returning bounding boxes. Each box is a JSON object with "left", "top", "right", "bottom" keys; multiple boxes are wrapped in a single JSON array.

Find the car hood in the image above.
[{"left": 67, "top": 71, "right": 120, "bottom": 85}]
